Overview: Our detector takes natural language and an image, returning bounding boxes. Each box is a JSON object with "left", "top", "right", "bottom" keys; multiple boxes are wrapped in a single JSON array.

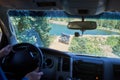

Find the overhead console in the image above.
[
  {"left": 105, "top": 0, "right": 120, "bottom": 12},
  {"left": 33, "top": 0, "right": 62, "bottom": 9},
  {"left": 1, "top": 0, "right": 120, "bottom": 15},
  {"left": 61, "top": 0, "right": 107, "bottom": 16}
]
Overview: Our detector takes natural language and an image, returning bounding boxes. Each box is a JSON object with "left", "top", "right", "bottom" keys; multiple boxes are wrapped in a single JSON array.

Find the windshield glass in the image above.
[{"left": 9, "top": 10, "right": 120, "bottom": 58}]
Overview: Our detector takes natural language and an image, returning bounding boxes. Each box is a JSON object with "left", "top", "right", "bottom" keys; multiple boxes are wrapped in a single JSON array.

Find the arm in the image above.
[
  {"left": 25, "top": 67, "right": 43, "bottom": 80},
  {"left": 0, "top": 45, "right": 12, "bottom": 58}
]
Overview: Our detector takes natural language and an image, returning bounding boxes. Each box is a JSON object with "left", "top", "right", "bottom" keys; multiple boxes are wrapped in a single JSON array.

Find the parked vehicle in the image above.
[{"left": 59, "top": 33, "right": 70, "bottom": 44}]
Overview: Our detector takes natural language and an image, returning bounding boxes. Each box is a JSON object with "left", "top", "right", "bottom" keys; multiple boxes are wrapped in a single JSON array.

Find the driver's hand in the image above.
[
  {"left": 0, "top": 45, "right": 12, "bottom": 58},
  {"left": 25, "top": 67, "right": 43, "bottom": 80}
]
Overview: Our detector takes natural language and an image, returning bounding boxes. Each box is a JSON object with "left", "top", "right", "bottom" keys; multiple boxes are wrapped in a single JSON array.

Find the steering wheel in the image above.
[{"left": 1, "top": 43, "right": 43, "bottom": 79}]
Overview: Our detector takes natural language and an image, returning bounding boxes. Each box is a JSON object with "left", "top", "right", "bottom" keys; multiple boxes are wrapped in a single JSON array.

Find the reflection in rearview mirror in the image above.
[
  {"left": 67, "top": 21, "right": 97, "bottom": 30},
  {"left": 67, "top": 21, "right": 97, "bottom": 36}
]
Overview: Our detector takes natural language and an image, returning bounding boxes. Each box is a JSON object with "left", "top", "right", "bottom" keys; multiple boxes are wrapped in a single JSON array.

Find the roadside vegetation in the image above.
[
  {"left": 69, "top": 36, "right": 120, "bottom": 57},
  {"left": 106, "top": 36, "right": 120, "bottom": 56},
  {"left": 69, "top": 36, "right": 103, "bottom": 56},
  {"left": 10, "top": 16, "right": 51, "bottom": 47},
  {"left": 9, "top": 11, "right": 120, "bottom": 57}
]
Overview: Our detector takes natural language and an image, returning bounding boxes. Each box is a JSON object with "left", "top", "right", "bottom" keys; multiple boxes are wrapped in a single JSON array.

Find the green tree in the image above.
[
  {"left": 112, "top": 37, "right": 120, "bottom": 56},
  {"left": 115, "top": 20, "right": 120, "bottom": 29},
  {"left": 10, "top": 12, "right": 51, "bottom": 47},
  {"left": 106, "top": 36, "right": 119, "bottom": 47},
  {"left": 30, "top": 17, "right": 51, "bottom": 47},
  {"left": 17, "top": 17, "right": 31, "bottom": 33}
]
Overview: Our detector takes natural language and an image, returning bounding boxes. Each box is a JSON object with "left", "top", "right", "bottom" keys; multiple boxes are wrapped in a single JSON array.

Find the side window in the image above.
[{"left": 0, "top": 28, "right": 2, "bottom": 42}]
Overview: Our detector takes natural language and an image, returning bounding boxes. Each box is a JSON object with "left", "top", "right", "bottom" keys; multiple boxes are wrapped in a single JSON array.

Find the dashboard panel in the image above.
[
  {"left": 41, "top": 48, "right": 72, "bottom": 80},
  {"left": 40, "top": 47, "right": 120, "bottom": 80},
  {"left": 73, "top": 59, "right": 104, "bottom": 80}
]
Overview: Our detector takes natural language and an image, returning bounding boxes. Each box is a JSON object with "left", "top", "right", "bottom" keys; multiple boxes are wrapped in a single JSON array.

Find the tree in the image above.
[
  {"left": 10, "top": 11, "right": 51, "bottom": 47},
  {"left": 30, "top": 17, "right": 51, "bottom": 47},
  {"left": 115, "top": 21, "right": 120, "bottom": 29},
  {"left": 112, "top": 37, "right": 120, "bottom": 56}
]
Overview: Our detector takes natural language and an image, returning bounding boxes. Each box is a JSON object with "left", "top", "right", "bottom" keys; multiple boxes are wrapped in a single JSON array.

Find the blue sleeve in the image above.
[
  {"left": 0, "top": 67, "right": 8, "bottom": 80},
  {"left": 22, "top": 77, "right": 29, "bottom": 80},
  {"left": 0, "top": 67, "right": 29, "bottom": 80}
]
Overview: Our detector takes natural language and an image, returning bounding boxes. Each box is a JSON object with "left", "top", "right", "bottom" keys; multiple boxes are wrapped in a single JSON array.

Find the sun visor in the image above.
[
  {"left": 34, "top": 0, "right": 61, "bottom": 9},
  {"left": 106, "top": 0, "right": 120, "bottom": 12},
  {"left": 0, "top": 0, "right": 62, "bottom": 10}
]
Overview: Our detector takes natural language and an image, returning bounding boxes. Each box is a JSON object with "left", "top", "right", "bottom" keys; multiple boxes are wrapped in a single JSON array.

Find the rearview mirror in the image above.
[{"left": 67, "top": 21, "right": 97, "bottom": 30}]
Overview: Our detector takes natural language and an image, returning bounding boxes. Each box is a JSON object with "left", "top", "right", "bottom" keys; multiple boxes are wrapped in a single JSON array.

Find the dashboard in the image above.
[{"left": 40, "top": 47, "right": 120, "bottom": 80}]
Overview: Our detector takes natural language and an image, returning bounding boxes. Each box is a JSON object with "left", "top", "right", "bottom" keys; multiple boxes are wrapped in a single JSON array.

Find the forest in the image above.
[{"left": 10, "top": 12, "right": 120, "bottom": 57}]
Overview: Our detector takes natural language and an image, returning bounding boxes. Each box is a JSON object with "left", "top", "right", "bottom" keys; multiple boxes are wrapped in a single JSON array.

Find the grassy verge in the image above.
[{"left": 69, "top": 36, "right": 120, "bottom": 57}]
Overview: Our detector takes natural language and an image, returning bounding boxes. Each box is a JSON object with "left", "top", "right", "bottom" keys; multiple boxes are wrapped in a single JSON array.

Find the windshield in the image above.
[{"left": 9, "top": 10, "right": 120, "bottom": 58}]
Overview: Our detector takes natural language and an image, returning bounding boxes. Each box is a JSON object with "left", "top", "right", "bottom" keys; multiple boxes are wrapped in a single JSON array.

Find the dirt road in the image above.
[
  {"left": 49, "top": 35, "right": 119, "bottom": 58},
  {"left": 49, "top": 36, "right": 71, "bottom": 51}
]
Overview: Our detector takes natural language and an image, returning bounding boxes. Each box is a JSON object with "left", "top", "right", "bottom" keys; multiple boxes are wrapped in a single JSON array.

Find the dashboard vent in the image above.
[
  {"left": 113, "top": 64, "right": 120, "bottom": 80},
  {"left": 62, "top": 58, "right": 70, "bottom": 72}
]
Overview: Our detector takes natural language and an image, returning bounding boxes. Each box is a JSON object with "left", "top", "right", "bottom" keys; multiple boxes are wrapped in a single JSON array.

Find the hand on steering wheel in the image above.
[
  {"left": 1, "top": 43, "right": 43, "bottom": 79},
  {"left": 25, "top": 67, "right": 43, "bottom": 80}
]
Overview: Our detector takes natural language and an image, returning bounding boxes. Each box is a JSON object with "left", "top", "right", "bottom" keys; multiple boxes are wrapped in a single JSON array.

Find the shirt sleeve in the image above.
[{"left": 22, "top": 77, "right": 29, "bottom": 80}]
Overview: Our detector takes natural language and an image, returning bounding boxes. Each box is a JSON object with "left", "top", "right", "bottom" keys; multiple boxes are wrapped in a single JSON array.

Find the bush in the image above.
[
  {"left": 112, "top": 37, "right": 120, "bottom": 56},
  {"left": 69, "top": 37, "right": 103, "bottom": 55},
  {"left": 106, "top": 36, "right": 119, "bottom": 47},
  {"left": 113, "top": 45, "right": 120, "bottom": 56}
]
